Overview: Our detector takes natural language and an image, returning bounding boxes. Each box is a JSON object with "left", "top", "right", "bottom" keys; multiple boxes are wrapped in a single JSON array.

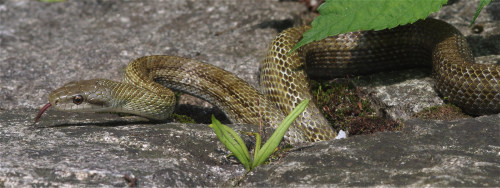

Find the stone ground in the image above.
[{"left": 1, "top": 0, "right": 499, "bottom": 187}]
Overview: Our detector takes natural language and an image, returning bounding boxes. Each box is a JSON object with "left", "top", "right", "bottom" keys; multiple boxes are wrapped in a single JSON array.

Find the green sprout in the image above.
[{"left": 209, "top": 99, "right": 309, "bottom": 171}]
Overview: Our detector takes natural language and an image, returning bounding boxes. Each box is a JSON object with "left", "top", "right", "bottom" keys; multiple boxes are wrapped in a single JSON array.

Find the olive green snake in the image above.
[{"left": 35, "top": 18, "right": 500, "bottom": 144}]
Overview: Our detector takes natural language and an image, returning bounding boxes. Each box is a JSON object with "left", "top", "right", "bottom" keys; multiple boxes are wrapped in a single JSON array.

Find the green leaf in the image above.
[
  {"left": 253, "top": 133, "right": 261, "bottom": 163},
  {"left": 209, "top": 116, "right": 251, "bottom": 170},
  {"left": 291, "top": 0, "right": 448, "bottom": 51},
  {"left": 220, "top": 123, "right": 251, "bottom": 162},
  {"left": 209, "top": 100, "right": 309, "bottom": 171},
  {"left": 470, "top": 0, "right": 492, "bottom": 26},
  {"left": 252, "top": 99, "right": 309, "bottom": 168}
]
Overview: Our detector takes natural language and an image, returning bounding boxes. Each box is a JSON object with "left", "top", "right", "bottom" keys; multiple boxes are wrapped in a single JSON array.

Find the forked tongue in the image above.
[{"left": 34, "top": 103, "right": 52, "bottom": 123}]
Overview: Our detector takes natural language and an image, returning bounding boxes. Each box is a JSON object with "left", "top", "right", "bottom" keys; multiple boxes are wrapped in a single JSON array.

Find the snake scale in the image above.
[{"left": 35, "top": 18, "right": 500, "bottom": 144}]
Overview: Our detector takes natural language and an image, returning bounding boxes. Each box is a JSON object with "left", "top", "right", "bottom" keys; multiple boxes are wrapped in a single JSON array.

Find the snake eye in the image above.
[{"left": 73, "top": 95, "right": 84, "bottom": 105}]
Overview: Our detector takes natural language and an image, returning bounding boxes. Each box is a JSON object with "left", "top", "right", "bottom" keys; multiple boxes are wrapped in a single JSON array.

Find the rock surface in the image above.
[
  {"left": 0, "top": 0, "right": 499, "bottom": 187},
  {"left": 243, "top": 115, "right": 500, "bottom": 187}
]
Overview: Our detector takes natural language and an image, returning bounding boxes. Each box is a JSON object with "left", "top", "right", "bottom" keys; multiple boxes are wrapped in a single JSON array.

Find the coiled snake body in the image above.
[{"left": 36, "top": 19, "right": 500, "bottom": 144}]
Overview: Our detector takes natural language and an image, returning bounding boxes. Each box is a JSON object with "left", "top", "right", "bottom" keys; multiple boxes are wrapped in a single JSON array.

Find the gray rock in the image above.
[
  {"left": 0, "top": 109, "right": 253, "bottom": 187},
  {"left": 1, "top": 106, "right": 499, "bottom": 186},
  {"left": 243, "top": 114, "right": 500, "bottom": 187},
  {"left": 0, "top": 0, "right": 499, "bottom": 187}
]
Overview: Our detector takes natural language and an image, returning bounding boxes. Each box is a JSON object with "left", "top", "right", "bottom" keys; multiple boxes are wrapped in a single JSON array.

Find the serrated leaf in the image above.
[
  {"left": 291, "top": 0, "right": 448, "bottom": 52},
  {"left": 471, "top": 0, "right": 492, "bottom": 26}
]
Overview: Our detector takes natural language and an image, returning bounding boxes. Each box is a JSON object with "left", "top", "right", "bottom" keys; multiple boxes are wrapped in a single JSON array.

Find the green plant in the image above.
[
  {"left": 170, "top": 113, "right": 196, "bottom": 123},
  {"left": 209, "top": 99, "right": 310, "bottom": 171},
  {"left": 292, "top": 0, "right": 492, "bottom": 51}
]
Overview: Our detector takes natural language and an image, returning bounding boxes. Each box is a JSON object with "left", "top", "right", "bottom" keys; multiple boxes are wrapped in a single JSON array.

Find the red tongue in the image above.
[{"left": 34, "top": 103, "right": 52, "bottom": 123}]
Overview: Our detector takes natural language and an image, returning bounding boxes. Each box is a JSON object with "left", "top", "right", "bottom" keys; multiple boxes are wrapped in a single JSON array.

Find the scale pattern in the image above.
[{"left": 45, "top": 19, "right": 500, "bottom": 144}]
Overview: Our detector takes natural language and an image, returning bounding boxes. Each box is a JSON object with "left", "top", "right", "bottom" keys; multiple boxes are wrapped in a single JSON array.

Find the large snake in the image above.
[{"left": 35, "top": 18, "right": 500, "bottom": 144}]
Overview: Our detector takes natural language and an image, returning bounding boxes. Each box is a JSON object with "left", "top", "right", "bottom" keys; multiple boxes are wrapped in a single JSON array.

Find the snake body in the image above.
[{"left": 36, "top": 18, "right": 500, "bottom": 144}]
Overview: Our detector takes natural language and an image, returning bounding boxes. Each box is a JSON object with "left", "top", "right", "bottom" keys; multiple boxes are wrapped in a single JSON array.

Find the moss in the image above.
[
  {"left": 414, "top": 103, "right": 469, "bottom": 120},
  {"left": 170, "top": 113, "right": 196, "bottom": 123},
  {"left": 311, "top": 78, "right": 401, "bottom": 136},
  {"left": 266, "top": 144, "right": 293, "bottom": 163},
  {"left": 347, "top": 117, "right": 402, "bottom": 135}
]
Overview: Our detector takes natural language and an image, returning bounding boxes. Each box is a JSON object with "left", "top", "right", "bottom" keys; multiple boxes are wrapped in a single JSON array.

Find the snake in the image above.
[{"left": 35, "top": 18, "right": 500, "bottom": 144}]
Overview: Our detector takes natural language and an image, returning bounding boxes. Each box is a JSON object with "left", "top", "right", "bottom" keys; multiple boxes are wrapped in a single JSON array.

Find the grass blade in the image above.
[
  {"left": 252, "top": 99, "right": 309, "bottom": 168},
  {"left": 253, "top": 133, "right": 262, "bottom": 163},
  {"left": 210, "top": 116, "right": 251, "bottom": 170},
  {"left": 220, "top": 123, "right": 251, "bottom": 161}
]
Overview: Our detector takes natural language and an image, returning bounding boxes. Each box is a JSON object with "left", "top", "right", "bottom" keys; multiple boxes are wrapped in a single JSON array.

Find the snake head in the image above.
[{"left": 35, "top": 79, "right": 115, "bottom": 123}]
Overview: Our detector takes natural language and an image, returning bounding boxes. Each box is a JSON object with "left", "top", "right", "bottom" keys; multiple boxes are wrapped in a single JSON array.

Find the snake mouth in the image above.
[{"left": 34, "top": 103, "right": 52, "bottom": 123}]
